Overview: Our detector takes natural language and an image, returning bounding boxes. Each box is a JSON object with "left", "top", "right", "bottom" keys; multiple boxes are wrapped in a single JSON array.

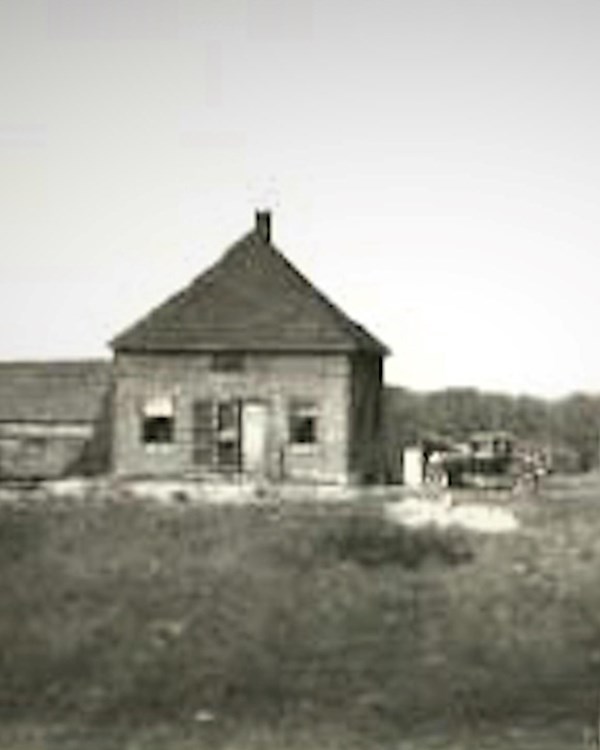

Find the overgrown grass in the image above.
[{"left": 0, "top": 479, "right": 600, "bottom": 748}]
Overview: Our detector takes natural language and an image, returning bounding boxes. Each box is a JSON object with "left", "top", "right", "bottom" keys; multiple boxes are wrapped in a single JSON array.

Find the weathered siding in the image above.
[
  {"left": 0, "top": 360, "right": 113, "bottom": 481},
  {"left": 348, "top": 354, "right": 384, "bottom": 483},
  {"left": 113, "top": 352, "right": 352, "bottom": 483},
  {"left": 0, "top": 423, "right": 95, "bottom": 480}
]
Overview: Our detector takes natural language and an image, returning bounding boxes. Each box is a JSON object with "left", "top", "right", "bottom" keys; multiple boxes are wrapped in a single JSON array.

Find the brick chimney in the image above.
[{"left": 255, "top": 210, "right": 271, "bottom": 243}]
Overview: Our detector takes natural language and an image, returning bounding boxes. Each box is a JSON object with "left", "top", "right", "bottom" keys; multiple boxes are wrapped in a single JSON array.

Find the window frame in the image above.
[
  {"left": 140, "top": 395, "right": 176, "bottom": 448},
  {"left": 288, "top": 400, "right": 319, "bottom": 447},
  {"left": 192, "top": 398, "right": 242, "bottom": 471}
]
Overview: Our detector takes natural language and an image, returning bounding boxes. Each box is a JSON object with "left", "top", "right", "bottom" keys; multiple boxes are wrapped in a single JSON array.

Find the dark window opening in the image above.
[
  {"left": 216, "top": 401, "right": 241, "bottom": 468},
  {"left": 142, "top": 416, "right": 174, "bottom": 444},
  {"left": 289, "top": 402, "right": 318, "bottom": 445},
  {"left": 141, "top": 396, "right": 175, "bottom": 446},
  {"left": 211, "top": 352, "right": 245, "bottom": 373},
  {"left": 217, "top": 440, "right": 240, "bottom": 469},
  {"left": 218, "top": 401, "right": 238, "bottom": 432}
]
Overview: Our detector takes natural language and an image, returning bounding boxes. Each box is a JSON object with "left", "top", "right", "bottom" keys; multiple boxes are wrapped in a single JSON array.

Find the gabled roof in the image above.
[
  {"left": 112, "top": 213, "right": 389, "bottom": 356},
  {"left": 0, "top": 360, "right": 111, "bottom": 424}
]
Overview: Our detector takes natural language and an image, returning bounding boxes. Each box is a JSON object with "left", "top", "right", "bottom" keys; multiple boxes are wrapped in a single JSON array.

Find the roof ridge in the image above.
[
  {"left": 112, "top": 221, "right": 389, "bottom": 356},
  {"left": 0, "top": 358, "right": 110, "bottom": 365}
]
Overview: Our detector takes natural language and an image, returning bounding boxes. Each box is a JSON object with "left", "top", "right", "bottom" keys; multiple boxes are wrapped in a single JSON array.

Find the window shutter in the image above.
[{"left": 192, "top": 400, "right": 215, "bottom": 467}]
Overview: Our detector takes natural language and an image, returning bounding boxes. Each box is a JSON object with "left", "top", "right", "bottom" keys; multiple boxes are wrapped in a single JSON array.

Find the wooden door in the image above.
[{"left": 242, "top": 402, "right": 268, "bottom": 476}]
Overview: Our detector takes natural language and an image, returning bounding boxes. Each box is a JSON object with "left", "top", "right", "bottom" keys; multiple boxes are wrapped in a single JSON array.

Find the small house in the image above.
[{"left": 111, "top": 211, "right": 390, "bottom": 484}]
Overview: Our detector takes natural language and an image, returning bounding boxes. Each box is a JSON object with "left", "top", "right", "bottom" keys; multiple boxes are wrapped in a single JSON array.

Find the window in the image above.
[
  {"left": 141, "top": 396, "right": 175, "bottom": 445},
  {"left": 216, "top": 401, "right": 241, "bottom": 469},
  {"left": 192, "top": 399, "right": 242, "bottom": 471},
  {"left": 211, "top": 352, "right": 245, "bottom": 373},
  {"left": 217, "top": 439, "right": 240, "bottom": 469},
  {"left": 289, "top": 401, "right": 318, "bottom": 445},
  {"left": 217, "top": 401, "right": 238, "bottom": 433}
]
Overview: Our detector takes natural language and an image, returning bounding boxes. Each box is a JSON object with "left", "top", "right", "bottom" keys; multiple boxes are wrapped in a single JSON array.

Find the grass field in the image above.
[{"left": 0, "top": 476, "right": 600, "bottom": 748}]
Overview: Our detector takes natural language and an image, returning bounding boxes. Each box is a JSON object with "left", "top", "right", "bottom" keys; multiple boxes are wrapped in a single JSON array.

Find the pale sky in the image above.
[{"left": 1, "top": 0, "right": 600, "bottom": 398}]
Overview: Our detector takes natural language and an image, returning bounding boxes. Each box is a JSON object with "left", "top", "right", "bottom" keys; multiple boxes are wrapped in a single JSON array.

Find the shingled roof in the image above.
[
  {"left": 112, "top": 212, "right": 389, "bottom": 356},
  {"left": 0, "top": 360, "right": 111, "bottom": 424}
]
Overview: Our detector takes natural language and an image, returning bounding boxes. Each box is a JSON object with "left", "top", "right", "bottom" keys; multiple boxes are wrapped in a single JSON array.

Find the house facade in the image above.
[{"left": 111, "top": 212, "right": 389, "bottom": 484}]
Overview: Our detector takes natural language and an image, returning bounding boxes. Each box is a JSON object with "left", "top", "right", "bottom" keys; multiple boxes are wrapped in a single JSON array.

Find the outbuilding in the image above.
[{"left": 0, "top": 360, "right": 111, "bottom": 481}]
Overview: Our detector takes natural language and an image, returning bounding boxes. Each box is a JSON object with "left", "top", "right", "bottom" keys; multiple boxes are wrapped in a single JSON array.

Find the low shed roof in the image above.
[
  {"left": 112, "top": 212, "right": 389, "bottom": 356},
  {"left": 0, "top": 360, "right": 111, "bottom": 424}
]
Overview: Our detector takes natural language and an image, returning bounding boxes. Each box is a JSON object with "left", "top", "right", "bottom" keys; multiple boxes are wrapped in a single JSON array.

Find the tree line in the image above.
[{"left": 383, "top": 386, "right": 600, "bottom": 475}]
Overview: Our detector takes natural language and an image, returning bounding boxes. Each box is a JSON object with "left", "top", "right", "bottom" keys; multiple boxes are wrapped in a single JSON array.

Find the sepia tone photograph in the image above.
[{"left": 1, "top": 1, "right": 600, "bottom": 747}]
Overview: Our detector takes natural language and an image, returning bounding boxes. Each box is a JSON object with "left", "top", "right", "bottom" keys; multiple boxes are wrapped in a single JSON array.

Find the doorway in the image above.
[
  {"left": 192, "top": 399, "right": 268, "bottom": 476},
  {"left": 242, "top": 402, "right": 268, "bottom": 477}
]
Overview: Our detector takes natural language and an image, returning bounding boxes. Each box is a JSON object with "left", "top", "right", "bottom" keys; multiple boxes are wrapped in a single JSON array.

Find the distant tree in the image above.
[
  {"left": 383, "top": 385, "right": 600, "bottom": 474},
  {"left": 383, "top": 387, "right": 424, "bottom": 449},
  {"left": 551, "top": 394, "right": 600, "bottom": 472},
  {"left": 425, "top": 389, "right": 487, "bottom": 439},
  {"left": 510, "top": 396, "right": 551, "bottom": 441}
]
